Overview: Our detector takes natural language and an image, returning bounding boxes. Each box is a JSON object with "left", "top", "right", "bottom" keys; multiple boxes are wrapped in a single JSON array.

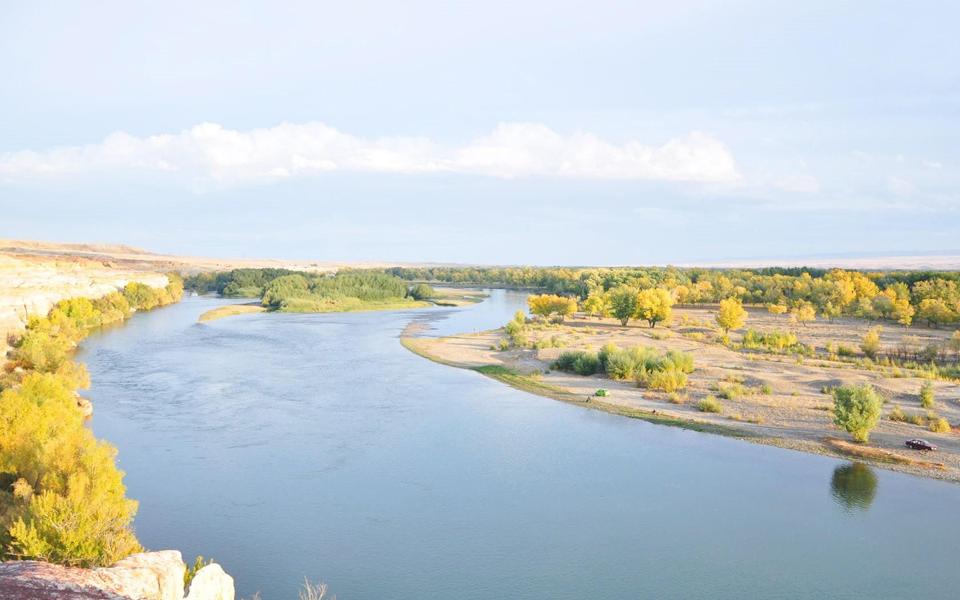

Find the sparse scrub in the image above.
[
  {"left": 929, "top": 417, "right": 952, "bottom": 434},
  {"left": 742, "top": 329, "right": 807, "bottom": 354},
  {"left": 920, "top": 381, "right": 936, "bottom": 409},
  {"left": 698, "top": 396, "right": 723, "bottom": 413},
  {"left": 889, "top": 405, "right": 907, "bottom": 422}
]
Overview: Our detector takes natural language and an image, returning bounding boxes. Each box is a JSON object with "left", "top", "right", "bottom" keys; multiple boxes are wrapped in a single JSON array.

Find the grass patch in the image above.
[
  {"left": 472, "top": 365, "right": 573, "bottom": 400},
  {"left": 698, "top": 396, "right": 723, "bottom": 413}
]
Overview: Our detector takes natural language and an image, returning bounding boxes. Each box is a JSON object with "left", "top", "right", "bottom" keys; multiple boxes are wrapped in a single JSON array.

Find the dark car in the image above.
[{"left": 905, "top": 439, "right": 937, "bottom": 451}]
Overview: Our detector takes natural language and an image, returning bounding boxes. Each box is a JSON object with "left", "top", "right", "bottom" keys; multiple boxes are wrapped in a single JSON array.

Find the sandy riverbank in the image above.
[{"left": 401, "top": 306, "right": 960, "bottom": 483}]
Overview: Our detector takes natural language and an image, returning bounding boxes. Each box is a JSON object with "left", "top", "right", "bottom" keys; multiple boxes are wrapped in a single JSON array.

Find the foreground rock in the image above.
[{"left": 0, "top": 551, "right": 234, "bottom": 600}]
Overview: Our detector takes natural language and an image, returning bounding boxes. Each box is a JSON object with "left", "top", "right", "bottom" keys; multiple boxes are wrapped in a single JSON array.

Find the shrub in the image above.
[
  {"left": 408, "top": 283, "right": 435, "bottom": 300},
  {"left": 717, "top": 383, "right": 745, "bottom": 400},
  {"left": 920, "top": 381, "right": 936, "bottom": 409},
  {"left": 889, "top": 405, "right": 906, "bottom": 422},
  {"left": 742, "top": 329, "right": 801, "bottom": 353},
  {"left": 837, "top": 345, "right": 857, "bottom": 358},
  {"left": 597, "top": 342, "right": 619, "bottom": 372},
  {"left": 554, "top": 351, "right": 600, "bottom": 376},
  {"left": 833, "top": 384, "right": 883, "bottom": 443},
  {"left": 662, "top": 350, "right": 695, "bottom": 374},
  {"left": 644, "top": 368, "right": 688, "bottom": 392},
  {"left": 667, "top": 392, "right": 685, "bottom": 404},
  {"left": 698, "top": 396, "right": 723, "bottom": 413},
  {"left": 759, "top": 383, "right": 773, "bottom": 395},
  {"left": 122, "top": 282, "right": 160, "bottom": 311},
  {"left": 929, "top": 417, "right": 951, "bottom": 434},
  {"left": 605, "top": 351, "right": 636, "bottom": 380},
  {"left": 572, "top": 352, "right": 601, "bottom": 376},
  {"left": 861, "top": 327, "right": 882, "bottom": 359},
  {"left": 595, "top": 388, "right": 608, "bottom": 397},
  {"left": 184, "top": 555, "right": 213, "bottom": 587}
]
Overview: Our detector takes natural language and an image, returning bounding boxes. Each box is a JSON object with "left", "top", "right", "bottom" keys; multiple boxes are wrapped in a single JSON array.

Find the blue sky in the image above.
[{"left": 1, "top": 0, "right": 958, "bottom": 264}]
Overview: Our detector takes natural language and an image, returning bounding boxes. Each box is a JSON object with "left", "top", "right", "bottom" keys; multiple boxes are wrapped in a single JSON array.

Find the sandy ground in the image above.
[{"left": 404, "top": 306, "right": 960, "bottom": 483}]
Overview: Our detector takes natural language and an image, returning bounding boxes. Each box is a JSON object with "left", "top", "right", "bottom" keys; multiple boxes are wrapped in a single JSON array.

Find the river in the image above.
[{"left": 79, "top": 291, "right": 960, "bottom": 599}]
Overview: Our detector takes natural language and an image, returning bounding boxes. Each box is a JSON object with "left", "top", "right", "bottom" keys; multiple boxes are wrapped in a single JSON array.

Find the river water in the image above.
[{"left": 79, "top": 291, "right": 960, "bottom": 599}]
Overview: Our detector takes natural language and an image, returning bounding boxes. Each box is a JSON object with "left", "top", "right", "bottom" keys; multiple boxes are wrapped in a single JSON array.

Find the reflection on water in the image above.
[{"left": 831, "top": 463, "right": 879, "bottom": 512}]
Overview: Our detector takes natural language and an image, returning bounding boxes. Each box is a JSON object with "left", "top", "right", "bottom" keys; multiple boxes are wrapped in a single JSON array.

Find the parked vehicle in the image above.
[{"left": 905, "top": 439, "right": 937, "bottom": 451}]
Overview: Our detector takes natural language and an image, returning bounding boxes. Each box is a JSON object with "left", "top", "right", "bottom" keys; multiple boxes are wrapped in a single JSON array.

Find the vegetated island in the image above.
[
  {"left": 189, "top": 268, "right": 485, "bottom": 321},
  {"left": 394, "top": 266, "right": 960, "bottom": 483}
]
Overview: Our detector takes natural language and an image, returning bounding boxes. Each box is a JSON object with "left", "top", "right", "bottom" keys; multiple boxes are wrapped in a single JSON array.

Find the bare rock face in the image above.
[
  {"left": 185, "top": 564, "right": 234, "bottom": 600},
  {"left": 0, "top": 551, "right": 235, "bottom": 600}
]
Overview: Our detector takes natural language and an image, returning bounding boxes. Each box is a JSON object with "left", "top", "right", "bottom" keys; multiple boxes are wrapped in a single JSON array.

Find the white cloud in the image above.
[{"left": 0, "top": 121, "right": 739, "bottom": 186}]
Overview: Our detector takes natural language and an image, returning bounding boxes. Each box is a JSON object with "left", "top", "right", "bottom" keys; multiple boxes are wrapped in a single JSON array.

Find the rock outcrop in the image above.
[
  {"left": 0, "top": 551, "right": 234, "bottom": 600},
  {"left": 0, "top": 253, "right": 169, "bottom": 345}
]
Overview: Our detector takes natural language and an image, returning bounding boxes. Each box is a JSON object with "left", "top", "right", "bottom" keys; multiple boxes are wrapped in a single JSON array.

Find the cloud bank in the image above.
[{"left": 0, "top": 122, "right": 739, "bottom": 186}]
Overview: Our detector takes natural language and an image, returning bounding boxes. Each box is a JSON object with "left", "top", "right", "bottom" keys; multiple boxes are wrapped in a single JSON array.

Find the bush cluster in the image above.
[
  {"left": 553, "top": 343, "right": 694, "bottom": 392},
  {"left": 1, "top": 276, "right": 182, "bottom": 567}
]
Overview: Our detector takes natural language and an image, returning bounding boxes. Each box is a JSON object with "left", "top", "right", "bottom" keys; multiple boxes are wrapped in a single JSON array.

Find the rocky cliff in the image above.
[
  {"left": 0, "top": 551, "right": 234, "bottom": 600},
  {"left": 0, "top": 253, "right": 169, "bottom": 344}
]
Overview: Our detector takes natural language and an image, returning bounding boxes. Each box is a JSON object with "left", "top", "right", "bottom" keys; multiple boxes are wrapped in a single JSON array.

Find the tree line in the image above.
[{"left": 389, "top": 266, "right": 960, "bottom": 327}]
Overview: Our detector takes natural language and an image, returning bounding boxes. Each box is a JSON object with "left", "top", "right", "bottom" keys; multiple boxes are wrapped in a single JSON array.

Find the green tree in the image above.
[
  {"left": 833, "top": 384, "right": 883, "bottom": 443},
  {"left": 635, "top": 288, "right": 673, "bottom": 328},
  {"left": 715, "top": 297, "right": 748, "bottom": 334},
  {"left": 609, "top": 287, "right": 639, "bottom": 326}
]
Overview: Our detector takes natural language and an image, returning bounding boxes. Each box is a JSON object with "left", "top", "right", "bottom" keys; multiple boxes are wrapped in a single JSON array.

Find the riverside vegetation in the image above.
[
  {"left": 187, "top": 269, "right": 436, "bottom": 313},
  {"left": 401, "top": 282, "right": 960, "bottom": 481},
  {"left": 389, "top": 265, "right": 960, "bottom": 329},
  {"left": 0, "top": 275, "right": 183, "bottom": 567}
]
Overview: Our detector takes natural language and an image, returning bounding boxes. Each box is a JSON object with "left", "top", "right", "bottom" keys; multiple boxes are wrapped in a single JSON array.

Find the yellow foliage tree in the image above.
[
  {"left": 716, "top": 297, "right": 748, "bottom": 334},
  {"left": 527, "top": 294, "right": 578, "bottom": 322},
  {"left": 581, "top": 290, "right": 610, "bottom": 319},
  {"left": 0, "top": 372, "right": 141, "bottom": 566},
  {"left": 790, "top": 302, "right": 816, "bottom": 327},
  {"left": 767, "top": 303, "right": 788, "bottom": 315},
  {"left": 635, "top": 288, "right": 673, "bottom": 328}
]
